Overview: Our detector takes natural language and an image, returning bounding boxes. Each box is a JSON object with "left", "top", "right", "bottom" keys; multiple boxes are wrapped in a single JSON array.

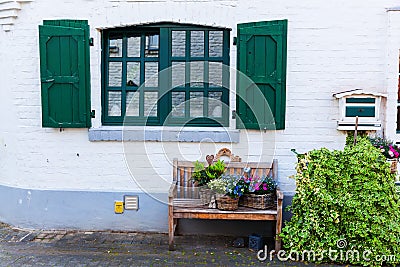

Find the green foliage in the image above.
[
  {"left": 281, "top": 137, "right": 400, "bottom": 266},
  {"left": 205, "top": 160, "right": 226, "bottom": 180},
  {"left": 192, "top": 160, "right": 226, "bottom": 186}
]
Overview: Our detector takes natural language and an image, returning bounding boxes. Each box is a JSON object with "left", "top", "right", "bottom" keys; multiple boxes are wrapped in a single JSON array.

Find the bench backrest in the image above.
[{"left": 172, "top": 158, "right": 278, "bottom": 198}]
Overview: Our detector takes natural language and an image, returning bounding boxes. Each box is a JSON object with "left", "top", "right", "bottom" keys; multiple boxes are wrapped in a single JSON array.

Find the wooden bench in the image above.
[{"left": 168, "top": 154, "right": 284, "bottom": 251}]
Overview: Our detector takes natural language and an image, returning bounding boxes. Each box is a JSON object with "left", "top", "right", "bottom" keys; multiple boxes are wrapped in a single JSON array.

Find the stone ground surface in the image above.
[{"left": 0, "top": 222, "right": 344, "bottom": 266}]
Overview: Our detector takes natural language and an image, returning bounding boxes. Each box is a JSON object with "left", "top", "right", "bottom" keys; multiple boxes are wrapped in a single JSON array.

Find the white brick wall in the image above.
[{"left": 1, "top": 0, "right": 400, "bottom": 194}]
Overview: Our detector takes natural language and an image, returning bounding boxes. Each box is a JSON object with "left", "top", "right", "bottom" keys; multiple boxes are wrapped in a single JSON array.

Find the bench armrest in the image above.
[
  {"left": 168, "top": 182, "right": 177, "bottom": 204},
  {"left": 276, "top": 189, "right": 284, "bottom": 201}
]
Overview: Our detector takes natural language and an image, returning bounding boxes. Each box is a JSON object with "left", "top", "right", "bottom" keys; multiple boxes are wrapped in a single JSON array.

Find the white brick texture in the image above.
[{"left": 1, "top": 0, "right": 400, "bottom": 194}]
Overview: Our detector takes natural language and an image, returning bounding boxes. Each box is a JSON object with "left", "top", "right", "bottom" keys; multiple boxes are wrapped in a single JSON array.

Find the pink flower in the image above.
[{"left": 263, "top": 183, "right": 268, "bottom": 191}]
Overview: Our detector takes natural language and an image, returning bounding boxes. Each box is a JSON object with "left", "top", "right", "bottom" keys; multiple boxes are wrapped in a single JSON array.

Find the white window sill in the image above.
[{"left": 88, "top": 126, "right": 240, "bottom": 143}]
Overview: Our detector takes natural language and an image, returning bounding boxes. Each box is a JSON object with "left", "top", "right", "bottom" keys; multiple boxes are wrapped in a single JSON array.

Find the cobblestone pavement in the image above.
[{"left": 0, "top": 222, "right": 343, "bottom": 266}]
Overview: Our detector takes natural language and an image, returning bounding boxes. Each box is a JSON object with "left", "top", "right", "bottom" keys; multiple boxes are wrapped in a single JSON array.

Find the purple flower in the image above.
[{"left": 263, "top": 184, "right": 268, "bottom": 191}]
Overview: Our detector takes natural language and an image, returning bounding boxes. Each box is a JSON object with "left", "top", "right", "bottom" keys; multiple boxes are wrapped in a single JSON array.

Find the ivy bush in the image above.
[{"left": 281, "top": 137, "right": 400, "bottom": 266}]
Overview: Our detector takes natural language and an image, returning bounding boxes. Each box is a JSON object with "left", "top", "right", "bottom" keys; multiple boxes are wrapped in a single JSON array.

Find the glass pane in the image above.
[
  {"left": 108, "top": 91, "right": 121, "bottom": 116},
  {"left": 190, "top": 61, "right": 204, "bottom": 87},
  {"left": 172, "top": 31, "right": 186, "bottom": 57},
  {"left": 145, "top": 62, "right": 158, "bottom": 87},
  {"left": 127, "top": 62, "right": 140, "bottom": 87},
  {"left": 109, "top": 38, "right": 122, "bottom": 57},
  {"left": 190, "top": 31, "right": 204, "bottom": 57},
  {"left": 127, "top": 36, "right": 141, "bottom": 57},
  {"left": 209, "top": 31, "right": 223, "bottom": 57},
  {"left": 209, "top": 62, "right": 223, "bottom": 87},
  {"left": 145, "top": 34, "right": 159, "bottom": 57},
  {"left": 172, "top": 62, "right": 185, "bottom": 88},
  {"left": 208, "top": 92, "right": 222, "bottom": 118},
  {"left": 108, "top": 62, "right": 122, "bottom": 87},
  {"left": 171, "top": 92, "right": 185, "bottom": 117},
  {"left": 190, "top": 92, "right": 203, "bottom": 117},
  {"left": 126, "top": 91, "right": 140, "bottom": 116},
  {"left": 144, "top": 91, "right": 158, "bottom": 117}
]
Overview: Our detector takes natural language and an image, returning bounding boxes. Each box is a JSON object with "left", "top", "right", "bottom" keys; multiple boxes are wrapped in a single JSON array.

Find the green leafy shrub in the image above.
[
  {"left": 192, "top": 159, "right": 226, "bottom": 186},
  {"left": 281, "top": 137, "right": 400, "bottom": 266}
]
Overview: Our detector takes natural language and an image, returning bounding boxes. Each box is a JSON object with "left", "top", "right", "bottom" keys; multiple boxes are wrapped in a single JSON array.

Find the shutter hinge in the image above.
[
  {"left": 90, "top": 110, "right": 96, "bottom": 118},
  {"left": 89, "top": 37, "right": 94, "bottom": 46},
  {"left": 233, "top": 37, "right": 237, "bottom": 46},
  {"left": 232, "top": 110, "right": 236, "bottom": 119}
]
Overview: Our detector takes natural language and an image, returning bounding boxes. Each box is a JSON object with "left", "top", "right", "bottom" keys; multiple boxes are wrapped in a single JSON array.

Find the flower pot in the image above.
[
  {"left": 199, "top": 187, "right": 213, "bottom": 205},
  {"left": 216, "top": 196, "right": 239, "bottom": 211},
  {"left": 387, "top": 159, "right": 398, "bottom": 174},
  {"left": 240, "top": 193, "right": 276, "bottom": 210}
]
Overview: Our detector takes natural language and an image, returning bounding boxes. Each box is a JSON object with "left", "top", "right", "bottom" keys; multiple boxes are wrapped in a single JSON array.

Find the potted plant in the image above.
[
  {"left": 241, "top": 172, "right": 277, "bottom": 210},
  {"left": 192, "top": 159, "right": 226, "bottom": 204},
  {"left": 213, "top": 175, "right": 246, "bottom": 211},
  {"left": 369, "top": 136, "right": 400, "bottom": 173}
]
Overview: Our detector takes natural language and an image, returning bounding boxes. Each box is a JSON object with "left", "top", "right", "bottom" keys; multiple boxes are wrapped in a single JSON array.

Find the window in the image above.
[
  {"left": 39, "top": 20, "right": 287, "bottom": 131},
  {"left": 102, "top": 23, "right": 230, "bottom": 127}
]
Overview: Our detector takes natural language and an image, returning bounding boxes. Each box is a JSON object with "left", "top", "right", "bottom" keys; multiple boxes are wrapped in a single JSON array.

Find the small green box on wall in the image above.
[{"left": 333, "top": 89, "right": 386, "bottom": 131}]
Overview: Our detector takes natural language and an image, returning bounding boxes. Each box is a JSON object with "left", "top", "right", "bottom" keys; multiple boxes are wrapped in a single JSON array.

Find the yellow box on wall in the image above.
[{"left": 114, "top": 201, "right": 124, "bottom": 214}]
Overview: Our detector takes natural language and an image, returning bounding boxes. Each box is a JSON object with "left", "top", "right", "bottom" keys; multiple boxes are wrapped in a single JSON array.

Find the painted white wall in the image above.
[{"left": 1, "top": 0, "right": 399, "bottom": 195}]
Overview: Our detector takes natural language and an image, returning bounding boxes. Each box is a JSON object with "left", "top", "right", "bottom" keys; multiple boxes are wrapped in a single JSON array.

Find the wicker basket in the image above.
[
  {"left": 240, "top": 193, "right": 276, "bottom": 210},
  {"left": 388, "top": 159, "right": 398, "bottom": 174},
  {"left": 216, "top": 196, "right": 239, "bottom": 211},
  {"left": 199, "top": 187, "right": 214, "bottom": 205}
]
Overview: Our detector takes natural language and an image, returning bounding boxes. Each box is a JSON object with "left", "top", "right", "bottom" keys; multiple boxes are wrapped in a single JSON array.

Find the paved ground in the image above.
[{"left": 0, "top": 222, "right": 344, "bottom": 266}]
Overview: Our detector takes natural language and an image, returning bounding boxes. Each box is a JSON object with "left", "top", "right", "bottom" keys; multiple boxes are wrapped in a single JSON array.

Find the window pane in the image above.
[
  {"left": 127, "top": 36, "right": 141, "bottom": 57},
  {"left": 109, "top": 38, "right": 122, "bottom": 57},
  {"left": 108, "top": 91, "right": 121, "bottom": 116},
  {"left": 172, "top": 31, "right": 186, "bottom": 57},
  {"left": 145, "top": 34, "right": 159, "bottom": 57},
  {"left": 190, "top": 61, "right": 204, "bottom": 87},
  {"left": 126, "top": 91, "right": 140, "bottom": 116},
  {"left": 108, "top": 62, "right": 122, "bottom": 87},
  {"left": 127, "top": 62, "right": 140, "bottom": 87},
  {"left": 144, "top": 91, "right": 158, "bottom": 117},
  {"left": 208, "top": 92, "right": 222, "bottom": 118},
  {"left": 145, "top": 62, "right": 158, "bottom": 87},
  {"left": 209, "top": 62, "right": 223, "bottom": 87},
  {"left": 209, "top": 31, "right": 223, "bottom": 57},
  {"left": 172, "top": 62, "right": 185, "bottom": 88},
  {"left": 190, "top": 92, "right": 203, "bottom": 117},
  {"left": 191, "top": 31, "right": 204, "bottom": 57},
  {"left": 171, "top": 92, "right": 185, "bottom": 117}
]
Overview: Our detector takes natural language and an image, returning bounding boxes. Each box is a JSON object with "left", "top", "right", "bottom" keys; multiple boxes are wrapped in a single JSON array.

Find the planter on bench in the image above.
[{"left": 168, "top": 155, "right": 283, "bottom": 251}]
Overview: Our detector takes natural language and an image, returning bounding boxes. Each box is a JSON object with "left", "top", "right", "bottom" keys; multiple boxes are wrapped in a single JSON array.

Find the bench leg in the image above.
[
  {"left": 275, "top": 199, "right": 283, "bottom": 251},
  {"left": 168, "top": 203, "right": 177, "bottom": 251},
  {"left": 169, "top": 218, "right": 177, "bottom": 251}
]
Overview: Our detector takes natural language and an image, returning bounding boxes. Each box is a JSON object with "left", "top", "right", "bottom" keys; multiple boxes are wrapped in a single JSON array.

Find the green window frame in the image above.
[{"left": 102, "top": 23, "right": 230, "bottom": 127}]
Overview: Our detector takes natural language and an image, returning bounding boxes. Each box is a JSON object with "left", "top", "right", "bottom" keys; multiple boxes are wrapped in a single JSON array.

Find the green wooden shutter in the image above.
[
  {"left": 236, "top": 20, "right": 287, "bottom": 130},
  {"left": 39, "top": 20, "right": 91, "bottom": 128}
]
